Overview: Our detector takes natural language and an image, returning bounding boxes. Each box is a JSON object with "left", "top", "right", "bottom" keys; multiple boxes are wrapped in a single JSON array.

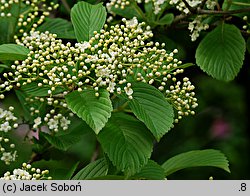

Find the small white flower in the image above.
[
  {"left": 124, "top": 86, "right": 133, "bottom": 96},
  {"left": 30, "top": 31, "right": 41, "bottom": 39},
  {"left": 0, "top": 109, "right": 7, "bottom": 118},
  {"left": 188, "top": 15, "right": 209, "bottom": 41},
  {"left": 60, "top": 117, "right": 70, "bottom": 130},
  {"left": 5, "top": 111, "right": 17, "bottom": 121},
  {"left": 47, "top": 118, "right": 59, "bottom": 130},
  {"left": 188, "top": 0, "right": 201, "bottom": 7},
  {"left": 188, "top": 23, "right": 195, "bottom": 32},
  {"left": 33, "top": 117, "right": 42, "bottom": 128},
  {"left": 0, "top": 122, "right": 11, "bottom": 132},
  {"left": 11, "top": 169, "right": 31, "bottom": 180},
  {"left": 1, "top": 151, "right": 16, "bottom": 164},
  {"left": 206, "top": 0, "right": 216, "bottom": 9},
  {"left": 96, "top": 67, "right": 111, "bottom": 77},
  {"left": 76, "top": 41, "right": 91, "bottom": 52},
  {"left": 126, "top": 17, "right": 138, "bottom": 28},
  {"left": 108, "top": 82, "right": 116, "bottom": 93},
  {"left": 171, "top": 0, "right": 179, "bottom": 4}
]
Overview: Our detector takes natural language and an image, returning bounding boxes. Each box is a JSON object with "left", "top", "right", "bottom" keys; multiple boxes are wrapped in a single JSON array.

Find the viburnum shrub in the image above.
[{"left": 1, "top": 0, "right": 249, "bottom": 179}]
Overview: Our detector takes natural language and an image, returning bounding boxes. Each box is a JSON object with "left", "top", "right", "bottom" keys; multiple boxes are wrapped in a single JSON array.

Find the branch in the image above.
[
  {"left": 60, "top": 0, "right": 71, "bottom": 14},
  {"left": 172, "top": 13, "right": 192, "bottom": 25},
  {"left": 197, "top": 7, "right": 250, "bottom": 15},
  {"left": 172, "top": 3, "right": 250, "bottom": 26}
]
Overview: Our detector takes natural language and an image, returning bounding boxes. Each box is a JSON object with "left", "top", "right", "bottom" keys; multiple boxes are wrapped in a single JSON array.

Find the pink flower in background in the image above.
[
  {"left": 16, "top": 125, "right": 50, "bottom": 141},
  {"left": 210, "top": 118, "right": 231, "bottom": 139}
]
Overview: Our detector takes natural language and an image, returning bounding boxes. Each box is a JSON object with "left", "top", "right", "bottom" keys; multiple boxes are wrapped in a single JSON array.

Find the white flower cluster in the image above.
[
  {"left": 166, "top": 77, "right": 198, "bottom": 123},
  {"left": 1, "top": 163, "right": 52, "bottom": 180},
  {"left": 2, "top": 18, "right": 149, "bottom": 99},
  {"left": 42, "top": 113, "right": 71, "bottom": 132},
  {"left": 25, "top": 96, "right": 73, "bottom": 132},
  {"left": 169, "top": 0, "right": 207, "bottom": 14},
  {"left": 0, "top": 136, "right": 17, "bottom": 165},
  {"left": 12, "top": 31, "right": 82, "bottom": 96},
  {"left": 1, "top": 17, "right": 198, "bottom": 122},
  {"left": 188, "top": 15, "right": 209, "bottom": 41},
  {"left": 0, "top": 107, "right": 18, "bottom": 164},
  {"left": 107, "top": 0, "right": 130, "bottom": 10},
  {"left": 106, "top": 0, "right": 167, "bottom": 15},
  {"left": 0, "top": 107, "right": 18, "bottom": 132},
  {"left": 169, "top": 0, "right": 216, "bottom": 41},
  {"left": 0, "top": 0, "right": 58, "bottom": 39},
  {"left": 152, "top": 0, "right": 167, "bottom": 14}
]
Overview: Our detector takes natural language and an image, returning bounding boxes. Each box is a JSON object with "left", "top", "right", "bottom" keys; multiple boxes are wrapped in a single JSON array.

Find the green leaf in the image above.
[
  {"left": 144, "top": 1, "right": 155, "bottom": 21},
  {"left": 0, "top": 17, "right": 16, "bottom": 44},
  {"left": 65, "top": 89, "right": 113, "bottom": 134},
  {"left": 41, "top": 119, "right": 92, "bottom": 151},
  {"left": 0, "top": 64, "right": 9, "bottom": 69},
  {"left": 71, "top": 1, "right": 107, "bottom": 42},
  {"left": 157, "top": 13, "right": 174, "bottom": 25},
  {"left": 67, "top": 162, "right": 80, "bottom": 179},
  {"left": 128, "top": 82, "right": 174, "bottom": 141},
  {"left": 153, "top": 2, "right": 172, "bottom": 18},
  {"left": 98, "top": 113, "right": 154, "bottom": 176},
  {"left": 0, "top": 2, "right": 21, "bottom": 44},
  {"left": 20, "top": 83, "right": 64, "bottom": 97},
  {"left": 37, "top": 18, "right": 76, "bottom": 39},
  {"left": 162, "top": 149, "right": 230, "bottom": 176},
  {"left": 14, "top": 88, "right": 47, "bottom": 121},
  {"left": 0, "top": 44, "right": 30, "bottom": 61},
  {"left": 222, "top": 0, "right": 250, "bottom": 17},
  {"left": 195, "top": 24, "right": 246, "bottom": 81},
  {"left": 0, "top": 64, "right": 9, "bottom": 73},
  {"left": 112, "top": 96, "right": 127, "bottom": 110},
  {"left": 1, "top": 92, "right": 27, "bottom": 121},
  {"left": 72, "top": 158, "right": 108, "bottom": 180},
  {"left": 131, "top": 160, "right": 165, "bottom": 180},
  {"left": 15, "top": 90, "right": 32, "bottom": 121}
]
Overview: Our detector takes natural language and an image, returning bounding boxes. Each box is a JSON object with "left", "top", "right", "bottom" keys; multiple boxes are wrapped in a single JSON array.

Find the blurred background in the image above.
[
  {"left": 0, "top": 0, "right": 249, "bottom": 179},
  {"left": 151, "top": 27, "right": 250, "bottom": 179}
]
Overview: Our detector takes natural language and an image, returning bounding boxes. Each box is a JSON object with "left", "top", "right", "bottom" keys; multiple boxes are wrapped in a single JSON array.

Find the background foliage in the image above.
[{"left": 0, "top": 0, "right": 249, "bottom": 180}]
